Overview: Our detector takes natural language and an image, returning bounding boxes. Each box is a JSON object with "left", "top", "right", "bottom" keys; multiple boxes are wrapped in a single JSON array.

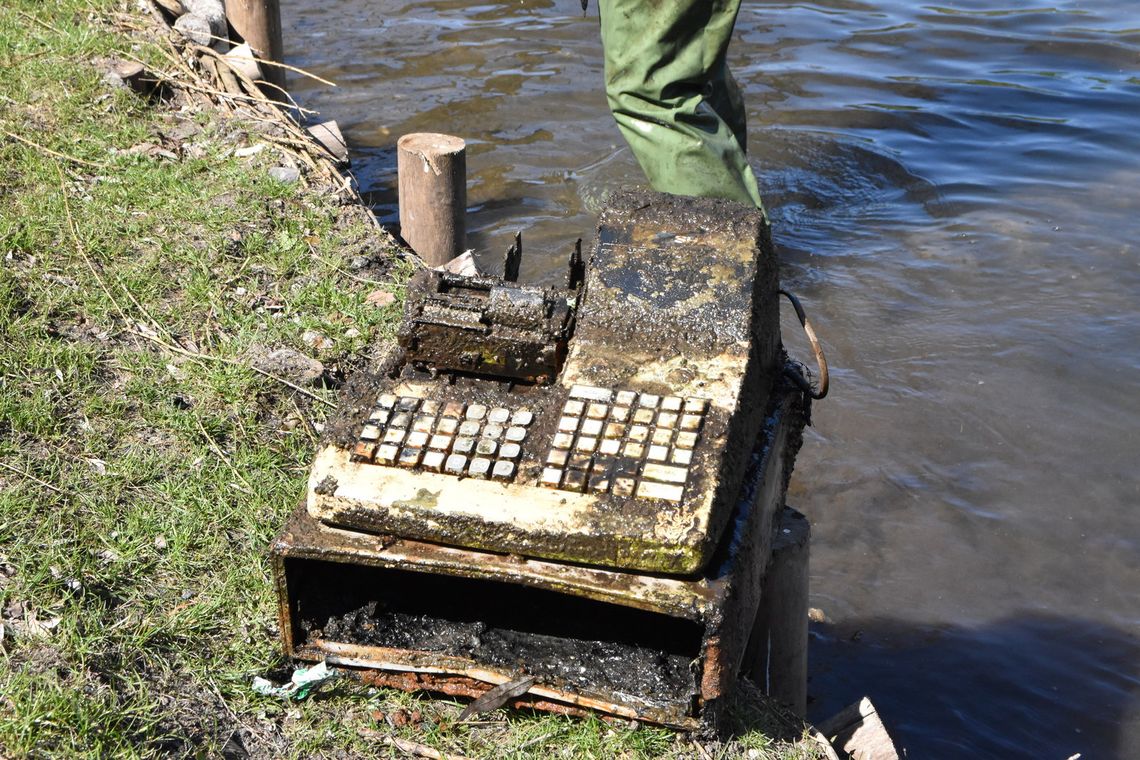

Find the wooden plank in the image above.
[{"left": 816, "top": 697, "right": 901, "bottom": 760}]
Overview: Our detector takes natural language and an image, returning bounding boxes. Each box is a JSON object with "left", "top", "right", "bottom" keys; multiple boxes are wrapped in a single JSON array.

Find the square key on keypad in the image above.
[
  {"left": 562, "top": 469, "right": 587, "bottom": 492},
  {"left": 397, "top": 447, "right": 423, "bottom": 468},
  {"left": 422, "top": 451, "right": 446, "bottom": 472},
  {"left": 353, "top": 441, "right": 377, "bottom": 460},
  {"left": 492, "top": 460, "right": 515, "bottom": 481},
  {"left": 376, "top": 444, "right": 399, "bottom": 465}
]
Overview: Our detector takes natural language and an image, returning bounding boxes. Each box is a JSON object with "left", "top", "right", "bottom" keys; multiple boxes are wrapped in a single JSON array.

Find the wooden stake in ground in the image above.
[
  {"left": 746, "top": 507, "right": 810, "bottom": 717},
  {"left": 223, "top": 0, "right": 285, "bottom": 94},
  {"left": 397, "top": 133, "right": 467, "bottom": 268}
]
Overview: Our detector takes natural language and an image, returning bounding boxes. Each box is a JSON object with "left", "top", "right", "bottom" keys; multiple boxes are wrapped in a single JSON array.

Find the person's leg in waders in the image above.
[{"left": 598, "top": 0, "right": 764, "bottom": 211}]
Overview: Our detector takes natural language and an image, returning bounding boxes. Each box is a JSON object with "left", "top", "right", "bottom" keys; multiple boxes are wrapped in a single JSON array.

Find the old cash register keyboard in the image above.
[
  {"left": 307, "top": 192, "right": 779, "bottom": 575},
  {"left": 350, "top": 386, "right": 709, "bottom": 500}
]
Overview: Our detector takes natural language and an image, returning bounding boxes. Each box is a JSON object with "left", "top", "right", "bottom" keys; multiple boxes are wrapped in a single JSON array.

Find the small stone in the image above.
[
  {"left": 248, "top": 346, "right": 324, "bottom": 386},
  {"left": 365, "top": 290, "right": 396, "bottom": 308},
  {"left": 173, "top": 13, "right": 213, "bottom": 46},
  {"left": 268, "top": 166, "right": 301, "bottom": 184},
  {"left": 234, "top": 143, "right": 266, "bottom": 158},
  {"left": 301, "top": 329, "right": 330, "bottom": 349}
]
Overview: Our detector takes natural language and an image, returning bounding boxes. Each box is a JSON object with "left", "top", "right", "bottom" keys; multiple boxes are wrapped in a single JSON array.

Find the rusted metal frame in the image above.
[
  {"left": 272, "top": 513, "right": 718, "bottom": 621},
  {"left": 271, "top": 378, "right": 805, "bottom": 729},
  {"left": 353, "top": 670, "right": 651, "bottom": 725},
  {"left": 697, "top": 382, "right": 805, "bottom": 710},
  {"left": 296, "top": 639, "right": 698, "bottom": 729}
]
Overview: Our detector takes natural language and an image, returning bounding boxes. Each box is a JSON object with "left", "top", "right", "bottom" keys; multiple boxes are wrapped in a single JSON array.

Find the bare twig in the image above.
[
  {"left": 287, "top": 395, "right": 319, "bottom": 443},
  {"left": 18, "top": 10, "right": 65, "bottom": 36},
  {"left": 192, "top": 414, "right": 254, "bottom": 494},
  {"left": 358, "top": 730, "right": 474, "bottom": 760},
  {"left": 5, "top": 130, "right": 109, "bottom": 169},
  {"left": 0, "top": 461, "right": 71, "bottom": 499},
  {"left": 55, "top": 164, "right": 133, "bottom": 329},
  {"left": 189, "top": 32, "right": 339, "bottom": 87},
  {"left": 55, "top": 163, "right": 334, "bottom": 409},
  {"left": 693, "top": 740, "right": 715, "bottom": 760},
  {"left": 134, "top": 329, "right": 337, "bottom": 408}
]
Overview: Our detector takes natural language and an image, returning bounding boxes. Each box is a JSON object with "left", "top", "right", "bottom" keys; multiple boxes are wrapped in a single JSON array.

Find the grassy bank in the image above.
[{"left": 0, "top": 2, "right": 823, "bottom": 757}]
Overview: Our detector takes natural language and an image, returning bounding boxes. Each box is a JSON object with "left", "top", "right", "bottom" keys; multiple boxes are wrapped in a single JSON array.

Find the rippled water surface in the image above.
[{"left": 284, "top": 1, "right": 1140, "bottom": 756}]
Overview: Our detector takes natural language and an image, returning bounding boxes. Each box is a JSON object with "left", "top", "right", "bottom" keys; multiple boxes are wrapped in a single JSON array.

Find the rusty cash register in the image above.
[{"left": 271, "top": 191, "right": 821, "bottom": 730}]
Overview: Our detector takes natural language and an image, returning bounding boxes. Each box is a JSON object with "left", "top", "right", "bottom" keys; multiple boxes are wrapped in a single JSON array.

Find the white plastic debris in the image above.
[{"left": 252, "top": 661, "right": 337, "bottom": 700}]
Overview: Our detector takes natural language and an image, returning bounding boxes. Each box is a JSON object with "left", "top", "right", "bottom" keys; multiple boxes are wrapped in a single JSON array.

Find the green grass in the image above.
[{"left": 0, "top": 2, "right": 824, "bottom": 757}]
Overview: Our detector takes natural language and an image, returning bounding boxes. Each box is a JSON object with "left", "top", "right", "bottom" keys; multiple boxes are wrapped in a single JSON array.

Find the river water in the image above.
[{"left": 282, "top": 1, "right": 1140, "bottom": 756}]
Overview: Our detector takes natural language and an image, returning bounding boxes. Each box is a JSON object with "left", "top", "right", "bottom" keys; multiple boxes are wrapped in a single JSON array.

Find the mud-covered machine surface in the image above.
[{"left": 271, "top": 191, "right": 813, "bottom": 729}]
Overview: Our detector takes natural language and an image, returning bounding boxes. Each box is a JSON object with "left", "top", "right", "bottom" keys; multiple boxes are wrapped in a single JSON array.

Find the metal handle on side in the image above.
[{"left": 779, "top": 289, "right": 829, "bottom": 400}]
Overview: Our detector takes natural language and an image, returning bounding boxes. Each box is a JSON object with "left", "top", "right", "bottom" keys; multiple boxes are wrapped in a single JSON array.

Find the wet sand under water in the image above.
[{"left": 283, "top": 1, "right": 1140, "bottom": 756}]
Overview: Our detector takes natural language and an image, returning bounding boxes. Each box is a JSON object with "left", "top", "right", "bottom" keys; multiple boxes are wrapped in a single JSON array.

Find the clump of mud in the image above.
[
  {"left": 295, "top": 562, "right": 700, "bottom": 706},
  {"left": 318, "top": 605, "right": 694, "bottom": 701}
]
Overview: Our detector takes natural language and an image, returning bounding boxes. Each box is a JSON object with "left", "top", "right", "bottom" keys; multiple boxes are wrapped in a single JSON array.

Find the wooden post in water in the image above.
[
  {"left": 397, "top": 133, "right": 467, "bottom": 268},
  {"left": 223, "top": 0, "right": 285, "bottom": 95},
  {"left": 747, "top": 507, "right": 810, "bottom": 717}
]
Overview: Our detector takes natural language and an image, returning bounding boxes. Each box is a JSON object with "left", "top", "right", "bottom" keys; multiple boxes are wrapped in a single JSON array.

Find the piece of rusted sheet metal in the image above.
[
  {"left": 272, "top": 377, "right": 806, "bottom": 730},
  {"left": 353, "top": 669, "right": 615, "bottom": 724}
]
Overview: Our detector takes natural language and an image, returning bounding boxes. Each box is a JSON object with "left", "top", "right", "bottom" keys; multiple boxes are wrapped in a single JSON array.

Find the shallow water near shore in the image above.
[{"left": 283, "top": 1, "right": 1140, "bottom": 756}]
